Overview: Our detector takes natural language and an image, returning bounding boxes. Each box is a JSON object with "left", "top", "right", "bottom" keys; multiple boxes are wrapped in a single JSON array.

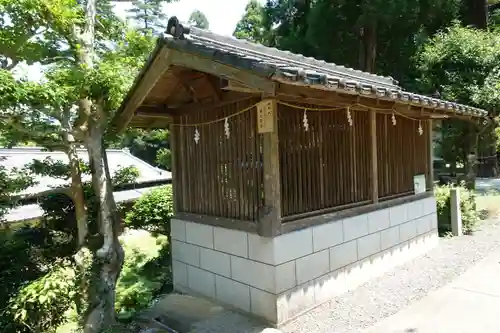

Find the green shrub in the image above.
[
  {"left": 124, "top": 185, "right": 174, "bottom": 234},
  {"left": 434, "top": 182, "right": 479, "bottom": 235},
  {"left": 116, "top": 230, "right": 170, "bottom": 320},
  {"left": 112, "top": 166, "right": 140, "bottom": 186},
  {"left": 0, "top": 224, "right": 77, "bottom": 331},
  {"left": 6, "top": 261, "right": 77, "bottom": 333},
  {"left": 0, "top": 229, "right": 45, "bottom": 331}
]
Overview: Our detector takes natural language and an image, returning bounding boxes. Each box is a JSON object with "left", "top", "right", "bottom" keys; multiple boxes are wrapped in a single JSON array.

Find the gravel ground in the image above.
[{"left": 281, "top": 217, "right": 500, "bottom": 333}]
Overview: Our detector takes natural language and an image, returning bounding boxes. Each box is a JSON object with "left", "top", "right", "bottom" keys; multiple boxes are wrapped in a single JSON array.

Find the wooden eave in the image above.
[{"left": 113, "top": 28, "right": 488, "bottom": 131}]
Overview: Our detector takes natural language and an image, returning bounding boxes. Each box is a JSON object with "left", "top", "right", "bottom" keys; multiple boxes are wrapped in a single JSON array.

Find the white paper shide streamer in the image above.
[
  {"left": 303, "top": 109, "right": 309, "bottom": 131},
  {"left": 346, "top": 107, "right": 353, "bottom": 126},
  {"left": 224, "top": 117, "right": 230, "bottom": 139},
  {"left": 194, "top": 127, "right": 200, "bottom": 144}
]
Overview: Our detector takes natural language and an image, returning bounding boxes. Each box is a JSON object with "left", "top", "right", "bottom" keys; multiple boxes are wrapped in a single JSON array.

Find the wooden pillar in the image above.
[
  {"left": 427, "top": 119, "right": 434, "bottom": 191},
  {"left": 370, "top": 110, "right": 378, "bottom": 203},
  {"left": 178, "top": 117, "right": 189, "bottom": 213},
  {"left": 450, "top": 188, "right": 463, "bottom": 236},
  {"left": 169, "top": 123, "right": 181, "bottom": 213},
  {"left": 258, "top": 98, "right": 281, "bottom": 237}
]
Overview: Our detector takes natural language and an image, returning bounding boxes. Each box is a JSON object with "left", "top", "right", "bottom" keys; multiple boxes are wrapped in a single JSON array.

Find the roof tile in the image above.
[{"left": 161, "top": 25, "right": 488, "bottom": 118}]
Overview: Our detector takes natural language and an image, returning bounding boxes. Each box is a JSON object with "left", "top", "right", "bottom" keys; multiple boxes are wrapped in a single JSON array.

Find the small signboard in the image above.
[
  {"left": 413, "top": 174, "right": 426, "bottom": 194},
  {"left": 256, "top": 99, "right": 275, "bottom": 133}
]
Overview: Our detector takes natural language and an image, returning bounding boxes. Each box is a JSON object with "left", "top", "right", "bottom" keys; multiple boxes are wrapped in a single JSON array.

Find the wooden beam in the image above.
[
  {"left": 135, "top": 105, "right": 169, "bottom": 116},
  {"left": 116, "top": 47, "right": 172, "bottom": 132},
  {"left": 170, "top": 49, "right": 276, "bottom": 95},
  {"left": 370, "top": 110, "right": 379, "bottom": 203},
  {"left": 258, "top": 97, "right": 282, "bottom": 237},
  {"left": 276, "top": 84, "right": 478, "bottom": 120},
  {"left": 174, "top": 93, "right": 255, "bottom": 116},
  {"left": 221, "top": 80, "right": 262, "bottom": 94},
  {"left": 204, "top": 75, "right": 222, "bottom": 101},
  {"left": 175, "top": 212, "right": 258, "bottom": 234}
]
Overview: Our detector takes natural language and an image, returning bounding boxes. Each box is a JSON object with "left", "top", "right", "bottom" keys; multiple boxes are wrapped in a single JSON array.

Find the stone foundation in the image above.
[{"left": 171, "top": 196, "right": 438, "bottom": 326}]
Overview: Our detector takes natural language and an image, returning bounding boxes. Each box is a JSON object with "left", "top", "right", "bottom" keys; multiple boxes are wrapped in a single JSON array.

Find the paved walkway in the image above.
[
  {"left": 364, "top": 248, "right": 500, "bottom": 333},
  {"left": 476, "top": 178, "right": 500, "bottom": 193}
]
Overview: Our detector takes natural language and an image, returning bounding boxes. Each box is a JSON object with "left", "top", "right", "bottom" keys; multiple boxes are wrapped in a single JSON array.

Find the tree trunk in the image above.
[
  {"left": 363, "top": 20, "right": 377, "bottom": 73},
  {"left": 62, "top": 107, "right": 88, "bottom": 246},
  {"left": 69, "top": 146, "right": 88, "bottom": 245},
  {"left": 358, "top": 27, "right": 365, "bottom": 70},
  {"left": 358, "top": 19, "right": 377, "bottom": 73},
  {"left": 463, "top": 0, "right": 488, "bottom": 29},
  {"left": 75, "top": 0, "right": 124, "bottom": 331},
  {"left": 82, "top": 124, "right": 124, "bottom": 333}
]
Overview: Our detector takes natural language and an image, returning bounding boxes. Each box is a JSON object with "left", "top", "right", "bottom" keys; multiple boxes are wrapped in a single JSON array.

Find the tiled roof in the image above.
[
  {"left": 1, "top": 147, "right": 172, "bottom": 223},
  {"left": 0, "top": 147, "right": 171, "bottom": 197},
  {"left": 4, "top": 185, "right": 167, "bottom": 223},
  {"left": 161, "top": 24, "right": 487, "bottom": 118}
]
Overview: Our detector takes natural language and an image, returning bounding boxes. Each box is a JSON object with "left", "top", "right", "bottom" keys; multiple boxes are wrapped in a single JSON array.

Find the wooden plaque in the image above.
[{"left": 256, "top": 99, "right": 276, "bottom": 133}]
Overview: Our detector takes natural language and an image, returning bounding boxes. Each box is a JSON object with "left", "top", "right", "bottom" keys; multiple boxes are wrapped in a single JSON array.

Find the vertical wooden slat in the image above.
[
  {"left": 325, "top": 111, "right": 332, "bottom": 207},
  {"left": 384, "top": 115, "right": 389, "bottom": 197},
  {"left": 427, "top": 119, "right": 434, "bottom": 191},
  {"left": 206, "top": 113, "right": 215, "bottom": 216},
  {"left": 319, "top": 116, "right": 325, "bottom": 208},
  {"left": 296, "top": 109, "right": 303, "bottom": 214},
  {"left": 240, "top": 104, "right": 249, "bottom": 219},
  {"left": 181, "top": 116, "right": 191, "bottom": 211},
  {"left": 338, "top": 112, "right": 346, "bottom": 204},
  {"left": 200, "top": 109, "right": 208, "bottom": 214},
  {"left": 173, "top": 98, "right": 263, "bottom": 221},
  {"left": 250, "top": 106, "right": 258, "bottom": 221},
  {"left": 350, "top": 112, "right": 357, "bottom": 203},
  {"left": 215, "top": 111, "right": 223, "bottom": 217},
  {"left": 370, "top": 110, "right": 379, "bottom": 203}
]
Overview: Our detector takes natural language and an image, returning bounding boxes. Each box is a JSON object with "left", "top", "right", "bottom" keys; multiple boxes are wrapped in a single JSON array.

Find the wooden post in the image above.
[
  {"left": 179, "top": 117, "right": 189, "bottom": 213},
  {"left": 450, "top": 188, "right": 463, "bottom": 236},
  {"left": 465, "top": 122, "right": 478, "bottom": 191},
  {"left": 258, "top": 98, "right": 281, "bottom": 237},
  {"left": 427, "top": 119, "right": 434, "bottom": 191},
  {"left": 370, "top": 110, "right": 379, "bottom": 203},
  {"left": 169, "top": 123, "right": 181, "bottom": 214}
]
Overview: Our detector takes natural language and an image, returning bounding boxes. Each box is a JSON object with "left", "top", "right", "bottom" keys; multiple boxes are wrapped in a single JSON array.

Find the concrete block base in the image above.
[{"left": 171, "top": 196, "right": 438, "bottom": 326}]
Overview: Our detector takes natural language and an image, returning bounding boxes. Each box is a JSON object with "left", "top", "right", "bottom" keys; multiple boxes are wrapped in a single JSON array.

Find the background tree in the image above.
[
  {"left": 233, "top": 0, "right": 266, "bottom": 42},
  {"left": 112, "top": 128, "right": 171, "bottom": 170},
  {"left": 188, "top": 9, "right": 209, "bottom": 29},
  {"left": 127, "top": 0, "right": 175, "bottom": 34},
  {"left": 0, "top": 0, "right": 157, "bottom": 331},
  {"left": 417, "top": 25, "right": 500, "bottom": 179}
]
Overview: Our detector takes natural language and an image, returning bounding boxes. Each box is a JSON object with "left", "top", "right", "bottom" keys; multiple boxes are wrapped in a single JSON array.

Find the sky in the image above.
[{"left": 20, "top": 0, "right": 261, "bottom": 81}]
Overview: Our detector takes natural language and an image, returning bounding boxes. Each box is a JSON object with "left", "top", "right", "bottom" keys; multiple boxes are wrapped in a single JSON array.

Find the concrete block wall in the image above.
[{"left": 171, "top": 196, "right": 438, "bottom": 325}]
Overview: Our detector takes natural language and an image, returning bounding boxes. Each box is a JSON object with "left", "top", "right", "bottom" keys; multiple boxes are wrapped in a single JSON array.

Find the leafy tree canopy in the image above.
[
  {"left": 233, "top": 0, "right": 266, "bottom": 42},
  {"left": 127, "top": 0, "right": 176, "bottom": 34},
  {"left": 188, "top": 9, "right": 209, "bottom": 29}
]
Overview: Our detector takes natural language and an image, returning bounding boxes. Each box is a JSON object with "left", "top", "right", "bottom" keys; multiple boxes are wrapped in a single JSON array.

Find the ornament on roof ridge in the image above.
[
  {"left": 224, "top": 117, "right": 230, "bottom": 139},
  {"left": 303, "top": 109, "right": 309, "bottom": 131}
]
